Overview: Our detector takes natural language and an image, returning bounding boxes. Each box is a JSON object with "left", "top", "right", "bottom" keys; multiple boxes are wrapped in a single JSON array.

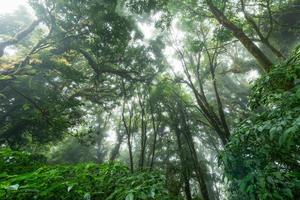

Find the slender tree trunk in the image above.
[
  {"left": 205, "top": 0, "right": 273, "bottom": 71},
  {"left": 209, "top": 156, "right": 221, "bottom": 200},
  {"left": 175, "top": 127, "right": 193, "bottom": 200},
  {"left": 177, "top": 47, "right": 229, "bottom": 145},
  {"left": 149, "top": 102, "right": 158, "bottom": 170},
  {"left": 122, "top": 101, "right": 134, "bottom": 173},
  {"left": 179, "top": 105, "right": 211, "bottom": 200},
  {"left": 183, "top": 174, "right": 193, "bottom": 200},
  {"left": 184, "top": 131, "right": 211, "bottom": 200},
  {"left": 209, "top": 63, "right": 230, "bottom": 141},
  {"left": 192, "top": 86, "right": 229, "bottom": 145},
  {"left": 138, "top": 95, "right": 147, "bottom": 170}
]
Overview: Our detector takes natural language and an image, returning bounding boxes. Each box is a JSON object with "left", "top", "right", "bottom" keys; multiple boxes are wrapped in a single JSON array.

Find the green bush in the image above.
[
  {"left": 222, "top": 46, "right": 300, "bottom": 200},
  {"left": 0, "top": 148, "right": 177, "bottom": 200},
  {"left": 0, "top": 148, "right": 46, "bottom": 175}
]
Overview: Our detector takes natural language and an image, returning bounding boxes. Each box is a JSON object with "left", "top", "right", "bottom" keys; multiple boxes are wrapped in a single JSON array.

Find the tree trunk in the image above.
[
  {"left": 149, "top": 102, "right": 158, "bottom": 170},
  {"left": 138, "top": 95, "right": 147, "bottom": 170},
  {"left": 205, "top": 0, "right": 273, "bottom": 71},
  {"left": 178, "top": 49, "right": 229, "bottom": 145},
  {"left": 209, "top": 62, "right": 230, "bottom": 141},
  {"left": 175, "top": 127, "right": 193, "bottom": 200},
  {"left": 109, "top": 128, "right": 123, "bottom": 161},
  {"left": 190, "top": 81, "right": 229, "bottom": 145},
  {"left": 122, "top": 101, "right": 134, "bottom": 173},
  {"left": 240, "top": 0, "right": 285, "bottom": 59},
  {"left": 179, "top": 105, "right": 211, "bottom": 200}
]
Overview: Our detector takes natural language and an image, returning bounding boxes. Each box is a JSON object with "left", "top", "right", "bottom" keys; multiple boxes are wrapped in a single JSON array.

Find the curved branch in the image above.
[
  {"left": 78, "top": 49, "right": 141, "bottom": 80},
  {"left": 0, "top": 19, "right": 41, "bottom": 57}
]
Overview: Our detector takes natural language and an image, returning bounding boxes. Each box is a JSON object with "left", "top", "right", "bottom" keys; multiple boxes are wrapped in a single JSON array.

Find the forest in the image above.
[{"left": 0, "top": 0, "right": 299, "bottom": 199}]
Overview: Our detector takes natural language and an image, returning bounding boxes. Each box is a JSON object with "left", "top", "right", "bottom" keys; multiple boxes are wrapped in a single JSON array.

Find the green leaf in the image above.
[
  {"left": 0, "top": 172, "right": 8, "bottom": 178},
  {"left": 83, "top": 193, "right": 91, "bottom": 200},
  {"left": 138, "top": 192, "right": 147, "bottom": 199},
  {"left": 150, "top": 188, "right": 156, "bottom": 198},
  {"left": 296, "top": 86, "right": 300, "bottom": 99},
  {"left": 6, "top": 184, "right": 19, "bottom": 190},
  {"left": 258, "top": 126, "right": 264, "bottom": 132},
  {"left": 126, "top": 193, "right": 134, "bottom": 200},
  {"left": 283, "top": 188, "right": 293, "bottom": 198},
  {"left": 279, "top": 125, "right": 297, "bottom": 146},
  {"left": 23, "top": 104, "right": 30, "bottom": 111},
  {"left": 0, "top": 75, "right": 12, "bottom": 80},
  {"left": 67, "top": 185, "right": 73, "bottom": 192},
  {"left": 269, "top": 127, "right": 277, "bottom": 140}
]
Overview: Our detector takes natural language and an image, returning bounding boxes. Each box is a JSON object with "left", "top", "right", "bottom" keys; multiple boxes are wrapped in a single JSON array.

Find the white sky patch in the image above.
[
  {"left": 138, "top": 22, "right": 156, "bottom": 40},
  {"left": 136, "top": 15, "right": 186, "bottom": 75},
  {"left": 105, "top": 129, "right": 116, "bottom": 144},
  {"left": 246, "top": 69, "right": 260, "bottom": 82},
  {"left": 0, "top": 0, "right": 33, "bottom": 15},
  {"left": 170, "top": 18, "right": 185, "bottom": 42},
  {"left": 163, "top": 18, "right": 186, "bottom": 75},
  {"left": 4, "top": 46, "right": 18, "bottom": 56},
  {"left": 137, "top": 12, "right": 162, "bottom": 40},
  {"left": 163, "top": 45, "right": 183, "bottom": 74},
  {"left": 0, "top": 0, "right": 36, "bottom": 56}
]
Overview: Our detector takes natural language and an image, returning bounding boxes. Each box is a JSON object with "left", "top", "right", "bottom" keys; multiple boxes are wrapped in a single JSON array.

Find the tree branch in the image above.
[{"left": 0, "top": 19, "right": 41, "bottom": 57}]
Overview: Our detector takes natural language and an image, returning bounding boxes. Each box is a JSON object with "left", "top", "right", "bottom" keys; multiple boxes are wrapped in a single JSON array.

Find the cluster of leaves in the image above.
[
  {"left": 0, "top": 148, "right": 46, "bottom": 175},
  {"left": 0, "top": 148, "right": 177, "bottom": 200},
  {"left": 250, "top": 46, "right": 300, "bottom": 108},
  {"left": 0, "top": 60, "right": 83, "bottom": 148},
  {"left": 222, "top": 46, "right": 300, "bottom": 199}
]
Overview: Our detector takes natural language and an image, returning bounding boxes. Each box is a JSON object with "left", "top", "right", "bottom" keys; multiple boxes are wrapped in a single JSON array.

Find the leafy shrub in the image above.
[
  {"left": 0, "top": 148, "right": 46, "bottom": 175},
  {"left": 222, "top": 46, "right": 300, "bottom": 200},
  {"left": 0, "top": 149, "right": 177, "bottom": 200}
]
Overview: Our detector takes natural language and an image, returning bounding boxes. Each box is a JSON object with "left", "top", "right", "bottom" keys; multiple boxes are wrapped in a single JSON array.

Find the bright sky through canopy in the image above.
[{"left": 0, "top": 0, "right": 32, "bottom": 14}]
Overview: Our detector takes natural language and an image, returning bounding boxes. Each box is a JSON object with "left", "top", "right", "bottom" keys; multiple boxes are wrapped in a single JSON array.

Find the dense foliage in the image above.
[
  {"left": 0, "top": 0, "right": 299, "bottom": 199},
  {"left": 222, "top": 46, "right": 300, "bottom": 199},
  {"left": 0, "top": 148, "right": 46, "bottom": 175},
  {"left": 0, "top": 148, "right": 177, "bottom": 200}
]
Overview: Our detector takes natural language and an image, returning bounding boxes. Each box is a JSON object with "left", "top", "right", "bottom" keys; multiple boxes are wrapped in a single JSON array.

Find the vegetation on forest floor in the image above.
[{"left": 0, "top": 148, "right": 178, "bottom": 200}]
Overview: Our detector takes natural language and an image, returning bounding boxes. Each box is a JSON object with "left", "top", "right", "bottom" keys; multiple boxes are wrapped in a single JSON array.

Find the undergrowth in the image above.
[{"left": 0, "top": 148, "right": 179, "bottom": 200}]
